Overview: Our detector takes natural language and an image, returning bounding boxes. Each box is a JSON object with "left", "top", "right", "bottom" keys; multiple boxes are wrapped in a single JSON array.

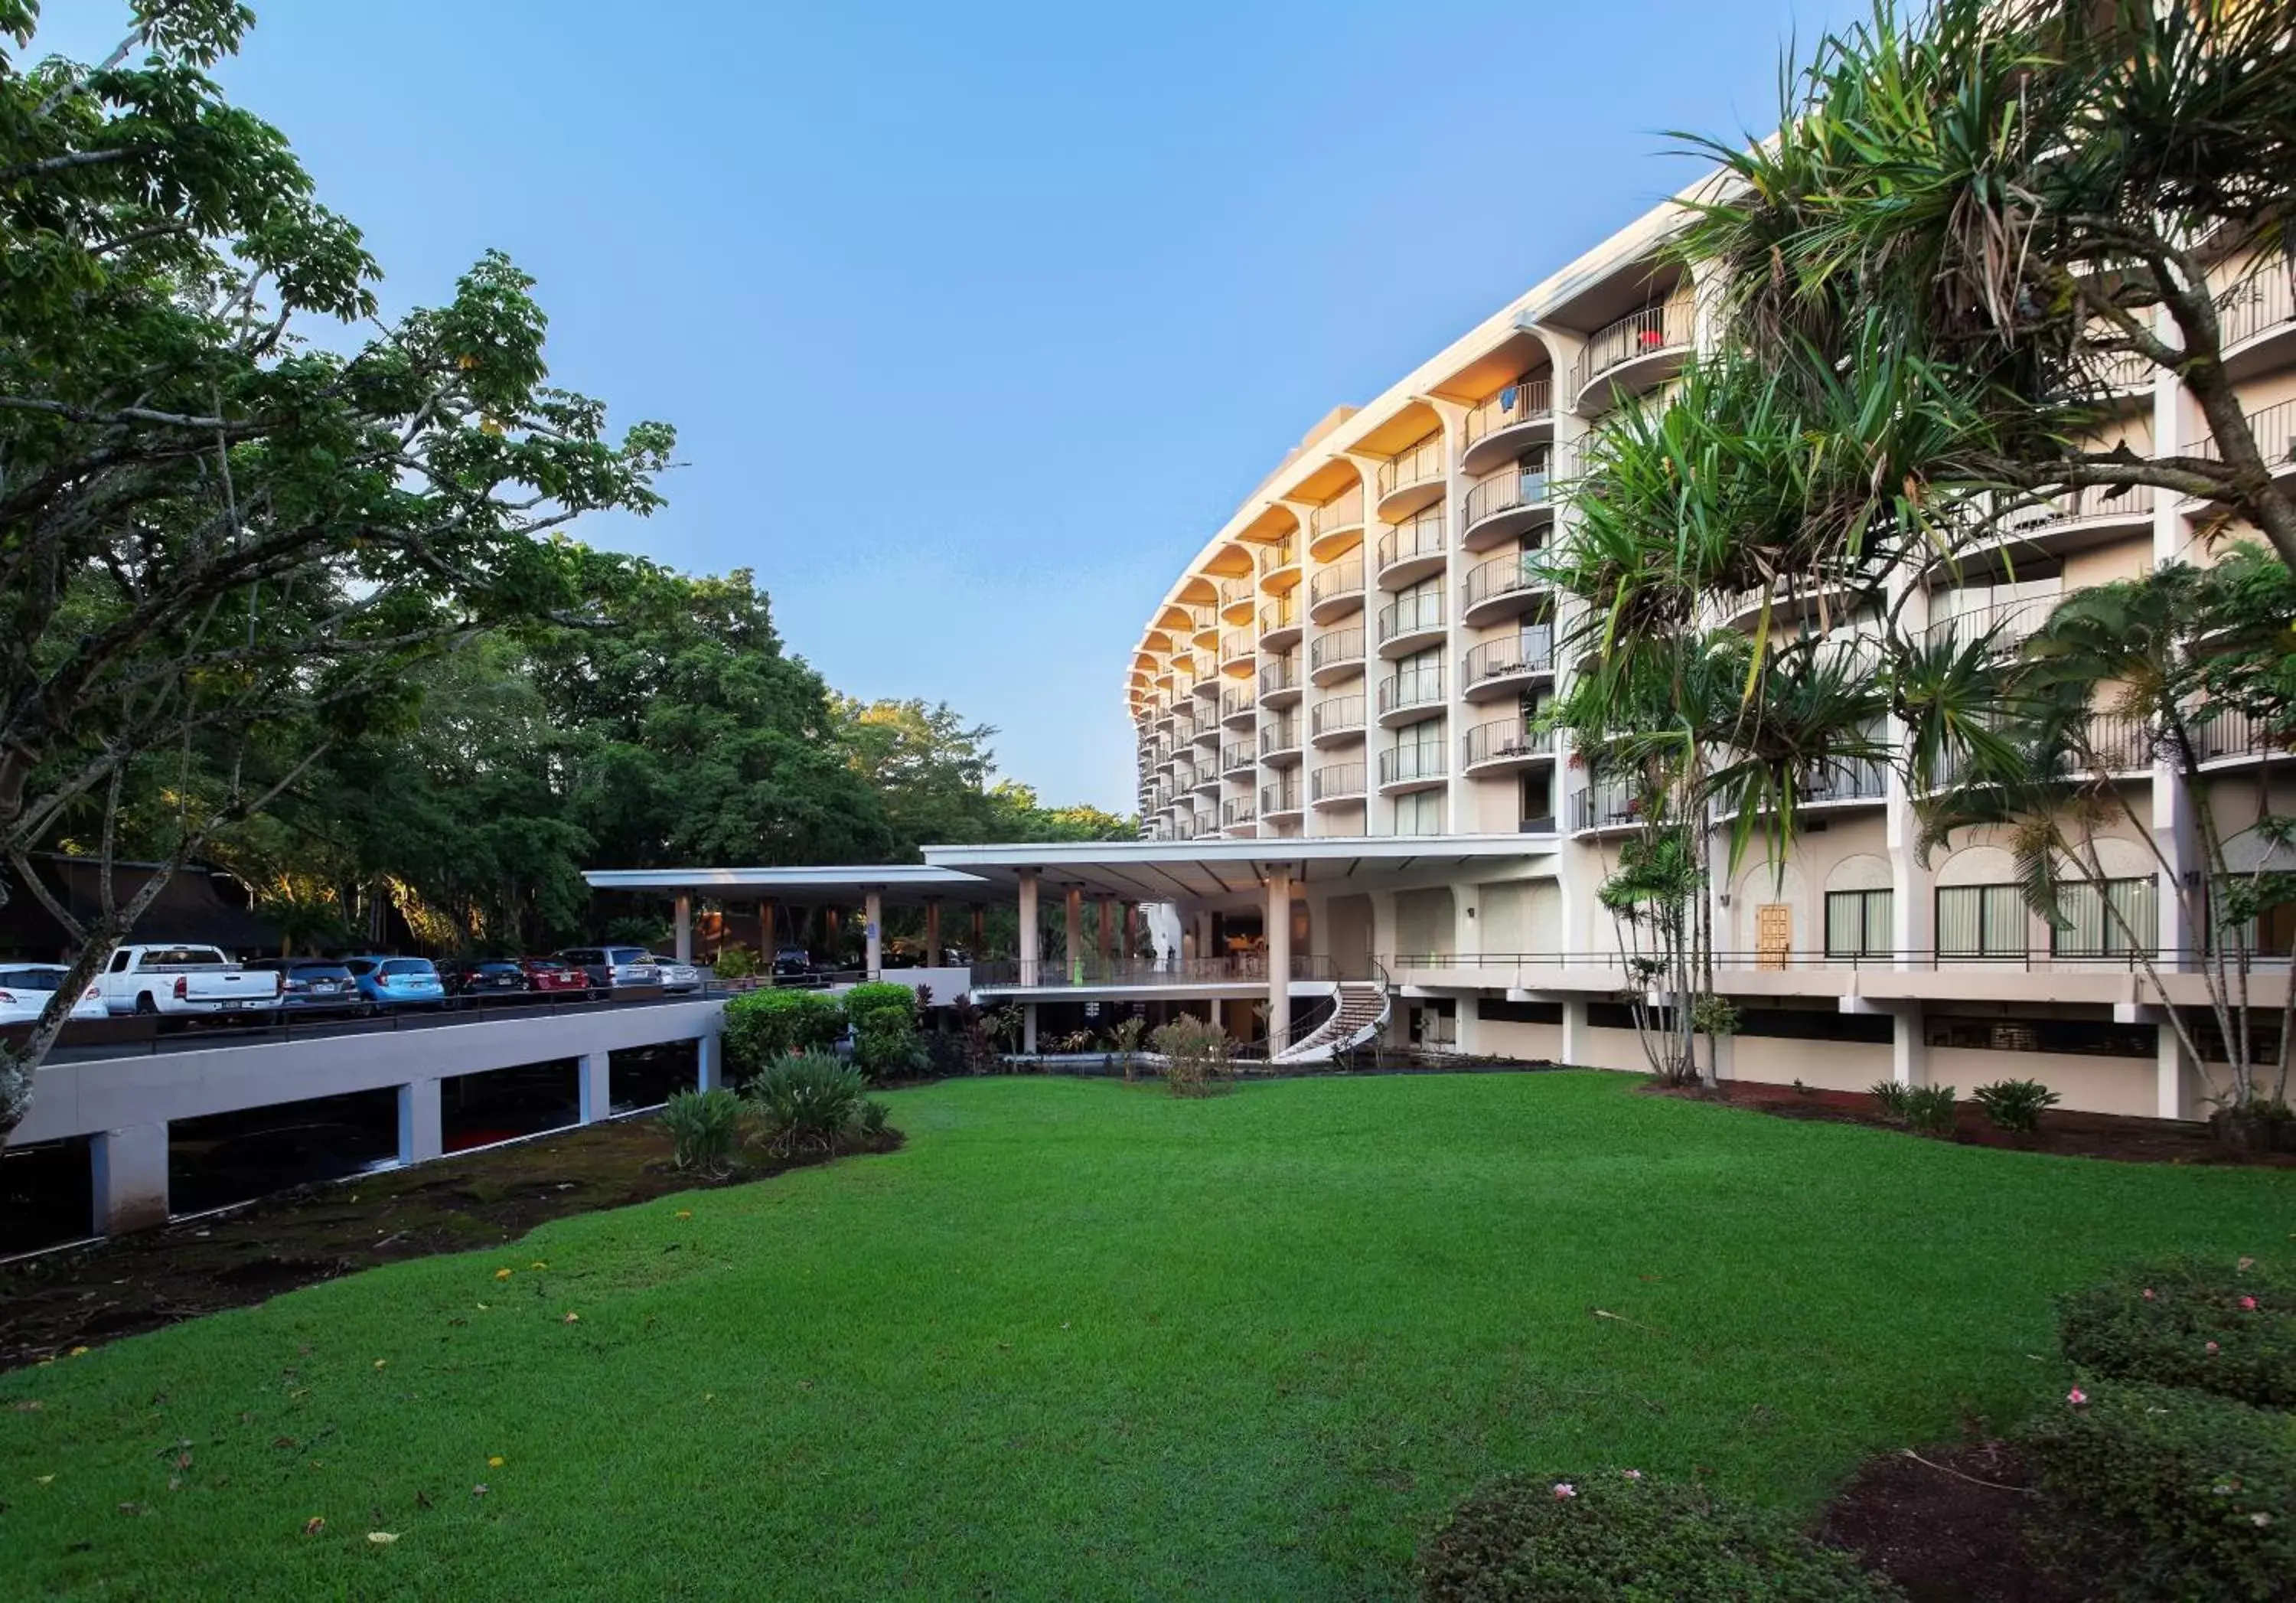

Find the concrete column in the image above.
[
  {"left": 1124, "top": 902, "right": 1140, "bottom": 959},
  {"left": 824, "top": 906, "right": 841, "bottom": 961},
  {"left": 1891, "top": 1007, "right": 1926, "bottom": 1088},
  {"left": 1194, "top": 911, "right": 1215, "bottom": 968},
  {"left": 1065, "top": 886, "right": 1084, "bottom": 981},
  {"left": 1560, "top": 998, "right": 1587, "bottom": 1066},
  {"left": 924, "top": 897, "right": 942, "bottom": 965},
  {"left": 1017, "top": 870, "right": 1040, "bottom": 983},
  {"left": 577, "top": 1052, "right": 611, "bottom": 1123},
  {"left": 92, "top": 1122, "right": 169, "bottom": 1234},
  {"left": 2155, "top": 1024, "right": 2187, "bottom": 1120},
  {"left": 1267, "top": 867, "right": 1293, "bottom": 1044},
  {"left": 1097, "top": 896, "right": 1115, "bottom": 965},
  {"left": 673, "top": 895, "right": 693, "bottom": 963},
  {"left": 864, "top": 889, "right": 883, "bottom": 981},
  {"left": 696, "top": 1032, "right": 721, "bottom": 1093},
  {"left": 397, "top": 1078, "right": 443, "bottom": 1166},
  {"left": 758, "top": 898, "right": 776, "bottom": 962},
  {"left": 1023, "top": 1002, "right": 1039, "bottom": 1053},
  {"left": 970, "top": 902, "right": 985, "bottom": 960}
]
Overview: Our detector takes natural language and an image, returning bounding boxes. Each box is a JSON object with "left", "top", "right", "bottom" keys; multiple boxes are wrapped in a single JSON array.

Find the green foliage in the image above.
[
  {"left": 1971, "top": 1079, "right": 2061, "bottom": 1135},
  {"left": 2021, "top": 1379, "right": 2295, "bottom": 1602},
  {"left": 709, "top": 945, "right": 760, "bottom": 980},
  {"left": 743, "top": 1051, "right": 869, "bottom": 1159},
  {"left": 1868, "top": 1081, "right": 1912, "bottom": 1125},
  {"left": 847, "top": 986, "right": 927, "bottom": 1084},
  {"left": 659, "top": 1088, "right": 742, "bottom": 1177},
  {"left": 1419, "top": 1471, "right": 1901, "bottom": 1601},
  {"left": 722, "top": 988, "right": 844, "bottom": 1077},
  {"left": 1903, "top": 1084, "right": 1958, "bottom": 1138},
  {"left": 2060, "top": 1259, "right": 2294, "bottom": 1409},
  {"left": 1149, "top": 1015, "right": 1233, "bottom": 1098},
  {"left": 858, "top": 1097, "right": 891, "bottom": 1138},
  {"left": 842, "top": 983, "right": 918, "bottom": 1031}
]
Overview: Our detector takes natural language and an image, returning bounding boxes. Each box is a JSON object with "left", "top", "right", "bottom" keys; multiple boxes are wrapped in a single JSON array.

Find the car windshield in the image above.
[
  {"left": 144, "top": 947, "right": 227, "bottom": 966},
  {"left": 292, "top": 964, "right": 350, "bottom": 978},
  {"left": 380, "top": 960, "right": 435, "bottom": 977},
  {"left": 525, "top": 958, "right": 568, "bottom": 971},
  {"left": 471, "top": 961, "right": 520, "bottom": 975},
  {"left": 0, "top": 967, "right": 67, "bottom": 991},
  {"left": 608, "top": 949, "right": 652, "bottom": 965}
]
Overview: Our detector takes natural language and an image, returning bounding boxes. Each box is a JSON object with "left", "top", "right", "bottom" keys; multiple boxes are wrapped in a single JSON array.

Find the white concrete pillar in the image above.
[
  {"left": 1195, "top": 911, "right": 1215, "bottom": 969},
  {"left": 1560, "top": 998, "right": 1587, "bottom": 1066},
  {"left": 1891, "top": 1007, "right": 1926, "bottom": 1088},
  {"left": 1266, "top": 867, "right": 1293, "bottom": 1044},
  {"left": 92, "top": 1122, "right": 169, "bottom": 1234},
  {"left": 864, "top": 889, "right": 883, "bottom": 981},
  {"left": 673, "top": 895, "right": 693, "bottom": 963},
  {"left": 398, "top": 1078, "right": 443, "bottom": 1166},
  {"left": 2155, "top": 1024, "right": 2187, "bottom": 1120},
  {"left": 577, "top": 1052, "right": 611, "bottom": 1122},
  {"left": 1017, "top": 870, "right": 1040, "bottom": 984},
  {"left": 1023, "top": 1001, "right": 1039, "bottom": 1053},
  {"left": 696, "top": 1032, "right": 721, "bottom": 1093},
  {"left": 1065, "top": 886, "right": 1084, "bottom": 982}
]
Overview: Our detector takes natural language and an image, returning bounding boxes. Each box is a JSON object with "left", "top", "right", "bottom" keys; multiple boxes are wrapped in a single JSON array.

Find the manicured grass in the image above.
[{"left": 1, "top": 1072, "right": 2287, "bottom": 1599}]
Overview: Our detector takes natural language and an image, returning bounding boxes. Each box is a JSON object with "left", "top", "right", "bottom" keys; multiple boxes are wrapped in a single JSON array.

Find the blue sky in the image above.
[{"left": 42, "top": 1, "right": 1868, "bottom": 811}]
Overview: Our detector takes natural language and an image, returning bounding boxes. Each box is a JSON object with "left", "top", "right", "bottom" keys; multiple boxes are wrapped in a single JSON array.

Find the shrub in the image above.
[
  {"left": 744, "top": 1051, "right": 869, "bottom": 1157},
  {"left": 1148, "top": 1015, "right": 1234, "bottom": 1098},
  {"left": 710, "top": 945, "right": 760, "bottom": 980},
  {"left": 2020, "top": 1379, "right": 2295, "bottom": 1601},
  {"left": 1971, "top": 1077, "right": 2060, "bottom": 1133},
  {"left": 858, "top": 1097, "right": 891, "bottom": 1138},
  {"left": 722, "top": 988, "right": 844, "bottom": 1076},
  {"left": 1110, "top": 1013, "right": 1149, "bottom": 1081},
  {"left": 1418, "top": 1471, "right": 1902, "bottom": 1601},
  {"left": 1903, "top": 1083, "right": 1958, "bottom": 1138},
  {"left": 660, "top": 1088, "right": 743, "bottom": 1176},
  {"left": 2060, "top": 1257, "right": 2294, "bottom": 1409},
  {"left": 842, "top": 981, "right": 918, "bottom": 1032},
  {"left": 843, "top": 981, "right": 925, "bottom": 1082},
  {"left": 1867, "top": 1080, "right": 1912, "bottom": 1125}
]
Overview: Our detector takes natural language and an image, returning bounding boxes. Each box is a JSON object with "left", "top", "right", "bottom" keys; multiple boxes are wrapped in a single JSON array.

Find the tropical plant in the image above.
[
  {"left": 1971, "top": 1079, "right": 2062, "bottom": 1135},
  {"left": 1109, "top": 1013, "right": 1149, "bottom": 1080},
  {"left": 1149, "top": 1015, "right": 1233, "bottom": 1099},
  {"left": 743, "top": 1052, "right": 868, "bottom": 1158},
  {"left": 710, "top": 945, "right": 761, "bottom": 980},
  {"left": 1904, "top": 1083, "right": 1959, "bottom": 1138},
  {"left": 1868, "top": 1080, "right": 1913, "bottom": 1125},
  {"left": 660, "top": 1088, "right": 744, "bottom": 1177},
  {"left": 721, "top": 988, "right": 845, "bottom": 1078}
]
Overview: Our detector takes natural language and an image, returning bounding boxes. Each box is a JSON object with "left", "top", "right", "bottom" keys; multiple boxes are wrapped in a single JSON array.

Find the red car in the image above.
[{"left": 519, "top": 957, "right": 593, "bottom": 997}]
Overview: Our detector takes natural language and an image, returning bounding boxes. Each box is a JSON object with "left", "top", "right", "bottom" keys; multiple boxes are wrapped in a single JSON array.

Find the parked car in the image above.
[
  {"left": 772, "top": 947, "right": 815, "bottom": 980},
  {"left": 651, "top": 956, "right": 702, "bottom": 994},
  {"left": 556, "top": 945, "right": 661, "bottom": 991},
  {"left": 438, "top": 958, "right": 530, "bottom": 999},
  {"left": 0, "top": 965, "right": 110, "bottom": 1027},
  {"left": 97, "top": 944, "right": 282, "bottom": 1017},
  {"left": 342, "top": 956, "right": 447, "bottom": 1009},
  {"left": 517, "top": 956, "right": 593, "bottom": 997},
  {"left": 242, "top": 958, "right": 360, "bottom": 1014}
]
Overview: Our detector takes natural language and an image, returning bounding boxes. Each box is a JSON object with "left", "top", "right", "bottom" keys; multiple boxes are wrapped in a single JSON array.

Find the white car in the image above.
[
  {"left": 652, "top": 958, "right": 702, "bottom": 994},
  {"left": 0, "top": 965, "right": 112, "bottom": 1027}
]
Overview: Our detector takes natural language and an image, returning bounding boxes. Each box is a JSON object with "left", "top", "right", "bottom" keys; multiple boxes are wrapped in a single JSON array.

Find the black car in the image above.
[
  {"left": 772, "top": 947, "right": 815, "bottom": 979},
  {"left": 241, "top": 958, "right": 360, "bottom": 1014},
  {"left": 438, "top": 958, "right": 530, "bottom": 999}
]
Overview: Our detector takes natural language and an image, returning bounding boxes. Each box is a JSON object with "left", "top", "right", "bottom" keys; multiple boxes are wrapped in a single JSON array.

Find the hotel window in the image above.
[
  {"left": 1393, "top": 789, "right": 1444, "bottom": 835},
  {"left": 1824, "top": 888, "right": 1893, "bottom": 958},
  {"left": 2053, "top": 878, "right": 2157, "bottom": 957},
  {"left": 1936, "top": 883, "right": 2027, "bottom": 958}
]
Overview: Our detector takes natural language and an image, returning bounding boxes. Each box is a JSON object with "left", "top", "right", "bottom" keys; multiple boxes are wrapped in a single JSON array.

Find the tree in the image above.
[{"left": 0, "top": 3, "right": 671, "bottom": 1128}]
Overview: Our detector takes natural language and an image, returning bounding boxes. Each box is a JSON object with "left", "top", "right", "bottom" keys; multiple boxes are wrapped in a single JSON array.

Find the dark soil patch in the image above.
[
  {"left": 1652, "top": 1079, "right": 2296, "bottom": 1166},
  {"left": 1820, "top": 1441, "right": 2085, "bottom": 1602},
  {"left": 0, "top": 1116, "right": 899, "bottom": 1373}
]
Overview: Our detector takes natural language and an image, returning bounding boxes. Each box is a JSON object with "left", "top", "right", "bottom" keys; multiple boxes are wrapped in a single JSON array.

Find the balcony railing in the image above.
[
  {"left": 1312, "top": 761, "right": 1368, "bottom": 802},
  {"left": 2190, "top": 396, "right": 2296, "bottom": 475},
  {"left": 1309, "top": 625, "right": 1365, "bottom": 673},
  {"left": 1219, "top": 685, "right": 1253, "bottom": 720},
  {"left": 1462, "top": 625, "right": 1554, "bottom": 689},
  {"left": 1258, "top": 718, "right": 1300, "bottom": 757},
  {"left": 2195, "top": 705, "right": 2281, "bottom": 763},
  {"left": 1375, "top": 508, "right": 1446, "bottom": 574},
  {"left": 971, "top": 953, "right": 1347, "bottom": 990},
  {"left": 1925, "top": 593, "right": 2060, "bottom": 657},
  {"left": 1569, "top": 775, "right": 1645, "bottom": 832},
  {"left": 1376, "top": 430, "right": 1446, "bottom": 501},
  {"left": 1572, "top": 286, "right": 1696, "bottom": 400},
  {"left": 1461, "top": 459, "right": 1554, "bottom": 531},
  {"left": 1309, "top": 488, "right": 1365, "bottom": 539},
  {"left": 2216, "top": 256, "right": 2294, "bottom": 352},
  {"left": 1215, "top": 577, "right": 1253, "bottom": 613},
  {"left": 1378, "top": 743, "right": 1446, "bottom": 785},
  {"left": 1221, "top": 795, "right": 1257, "bottom": 828},
  {"left": 1983, "top": 481, "right": 2154, "bottom": 542},
  {"left": 1261, "top": 779, "right": 1302, "bottom": 814},
  {"left": 1462, "top": 549, "right": 1547, "bottom": 611},
  {"left": 1258, "top": 657, "right": 1300, "bottom": 697},
  {"left": 1463, "top": 376, "right": 1554, "bottom": 449},
  {"left": 1463, "top": 717, "right": 1554, "bottom": 768},
  {"left": 1308, "top": 557, "right": 1365, "bottom": 609},
  {"left": 1171, "top": 711, "right": 1198, "bottom": 743},
  {"left": 1257, "top": 534, "right": 1299, "bottom": 576},
  {"left": 1219, "top": 628, "right": 1254, "bottom": 664},
  {"left": 1221, "top": 740, "right": 1254, "bottom": 775},
  {"left": 1377, "top": 589, "right": 1447, "bottom": 645},
  {"left": 1311, "top": 693, "right": 1367, "bottom": 738},
  {"left": 1378, "top": 666, "right": 1445, "bottom": 717},
  {"left": 1259, "top": 595, "right": 1297, "bottom": 636}
]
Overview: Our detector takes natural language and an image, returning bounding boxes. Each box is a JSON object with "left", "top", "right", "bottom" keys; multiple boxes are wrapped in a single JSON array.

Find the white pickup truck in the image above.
[{"left": 98, "top": 944, "right": 283, "bottom": 1017}]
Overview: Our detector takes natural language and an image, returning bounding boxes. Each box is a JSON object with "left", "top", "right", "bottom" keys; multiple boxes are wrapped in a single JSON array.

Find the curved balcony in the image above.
[
  {"left": 1189, "top": 670, "right": 1220, "bottom": 702},
  {"left": 1461, "top": 716, "right": 1556, "bottom": 777},
  {"left": 1258, "top": 655, "right": 1303, "bottom": 708},
  {"left": 1923, "top": 593, "right": 2058, "bottom": 658},
  {"left": 1460, "top": 549, "right": 1550, "bottom": 625},
  {"left": 1376, "top": 666, "right": 1445, "bottom": 726},
  {"left": 1256, "top": 533, "right": 1301, "bottom": 593},
  {"left": 1568, "top": 776, "right": 1646, "bottom": 836},
  {"left": 1221, "top": 739, "right": 1256, "bottom": 779},
  {"left": 1460, "top": 376, "right": 1556, "bottom": 476},
  {"left": 1170, "top": 708, "right": 1199, "bottom": 743},
  {"left": 1378, "top": 742, "right": 1447, "bottom": 795},
  {"left": 1462, "top": 625, "right": 1554, "bottom": 701},
  {"left": 1307, "top": 557, "right": 1366, "bottom": 622},
  {"left": 1189, "top": 763, "right": 1220, "bottom": 797},
  {"left": 1459, "top": 459, "right": 1556, "bottom": 552},
  {"left": 2187, "top": 397, "right": 2296, "bottom": 508},
  {"left": 1169, "top": 760, "right": 1200, "bottom": 792},
  {"left": 1260, "top": 779, "right": 1303, "bottom": 821},
  {"left": 1375, "top": 430, "right": 1447, "bottom": 522},
  {"left": 1258, "top": 717, "right": 1302, "bottom": 765},
  {"left": 1309, "top": 693, "right": 1367, "bottom": 746},
  {"left": 1189, "top": 605, "right": 1218, "bottom": 648},
  {"left": 2216, "top": 257, "right": 2296, "bottom": 382},
  {"left": 1310, "top": 761, "right": 1368, "bottom": 807},
  {"left": 1220, "top": 795, "right": 1257, "bottom": 834},
  {"left": 1375, "top": 507, "right": 1448, "bottom": 589},
  {"left": 1215, "top": 576, "right": 1255, "bottom": 625},
  {"left": 1375, "top": 590, "right": 1448, "bottom": 658},
  {"left": 1309, "top": 625, "right": 1366, "bottom": 686},
  {"left": 1258, "top": 593, "right": 1300, "bottom": 651},
  {"left": 1926, "top": 484, "right": 2154, "bottom": 577},
  {"left": 1306, "top": 488, "right": 1368, "bottom": 560},
  {"left": 1571, "top": 287, "right": 1696, "bottom": 416},
  {"left": 1218, "top": 684, "right": 1255, "bottom": 729},
  {"left": 1218, "top": 627, "right": 1255, "bottom": 674}
]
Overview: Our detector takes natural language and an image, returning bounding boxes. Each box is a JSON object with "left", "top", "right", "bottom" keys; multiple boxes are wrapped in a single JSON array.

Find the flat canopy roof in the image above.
[
  {"left": 921, "top": 835, "right": 1553, "bottom": 903},
  {"left": 582, "top": 865, "right": 997, "bottom": 903}
]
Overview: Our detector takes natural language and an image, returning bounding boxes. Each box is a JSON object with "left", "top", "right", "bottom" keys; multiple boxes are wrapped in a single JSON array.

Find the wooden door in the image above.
[{"left": 1756, "top": 903, "right": 1792, "bottom": 970}]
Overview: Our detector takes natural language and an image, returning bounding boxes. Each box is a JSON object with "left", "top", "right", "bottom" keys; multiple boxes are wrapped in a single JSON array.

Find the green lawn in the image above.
[{"left": 1, "top": 1072, "right": 2288, "bottom": 1599}]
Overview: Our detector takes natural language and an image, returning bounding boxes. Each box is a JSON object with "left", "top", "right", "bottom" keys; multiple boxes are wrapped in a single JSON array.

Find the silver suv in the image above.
[{"left": 556, "top": 945, "right": 662, "bottom": 991}]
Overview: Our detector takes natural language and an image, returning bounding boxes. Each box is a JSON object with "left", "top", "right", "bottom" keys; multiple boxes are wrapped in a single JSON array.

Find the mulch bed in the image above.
[
  {"left": 1652, "top": 1078, "right": 2296, "bottom": 1166},
  {"left": 1820, "top": 1441, "right": 2089, "bottom": 1602},
  {"left": 0, "top": 1117, "right": 899, "bottom": 1373}
]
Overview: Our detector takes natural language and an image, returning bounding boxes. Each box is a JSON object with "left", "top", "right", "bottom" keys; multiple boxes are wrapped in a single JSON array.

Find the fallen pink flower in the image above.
[
  {"left": 2067, "top": 1387, "right": 2089, "bottom": 1406},
  {"left": 2241, "top": 1296, "right": 2258, "bottom": 1311},
  {"left": 1552, "top": 1483, "right": 1576, "bottom": 1500},
  {"left": 1622, "top": 1469, "right": 1642, "bottom": 1481},
  {"left": 2142, "top": 1288, "right": 2156, "bottom": 1301},
  {"left": 2206, "top": 1341, "right": 2221, "bottom": 1354}
]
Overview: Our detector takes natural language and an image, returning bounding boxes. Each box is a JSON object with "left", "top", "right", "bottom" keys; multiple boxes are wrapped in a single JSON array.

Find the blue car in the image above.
[{"left": 343, "top": 955, "right": 447, "bottom": 1009}]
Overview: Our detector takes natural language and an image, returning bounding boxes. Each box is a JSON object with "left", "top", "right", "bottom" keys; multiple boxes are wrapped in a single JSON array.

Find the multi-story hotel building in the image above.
[{"left": 1090, "top": 178, "right": 2296, "bottom": 1121}]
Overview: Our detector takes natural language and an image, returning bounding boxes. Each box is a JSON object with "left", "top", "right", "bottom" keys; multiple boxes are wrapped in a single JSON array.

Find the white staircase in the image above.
[{"left": 1270, "top": 978, "right": 1391, "bottom": 1064}]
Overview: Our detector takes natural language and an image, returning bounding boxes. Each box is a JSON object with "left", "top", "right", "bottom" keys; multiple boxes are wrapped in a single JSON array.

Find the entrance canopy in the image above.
[
  {"left": 921, "top": 835, "right": 1552, "bottom": 905},
  {"left": 581, "top": 865, "right": 998, "bottom": 903}
]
